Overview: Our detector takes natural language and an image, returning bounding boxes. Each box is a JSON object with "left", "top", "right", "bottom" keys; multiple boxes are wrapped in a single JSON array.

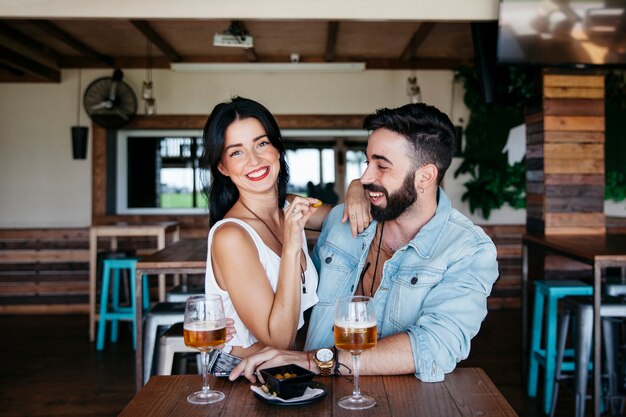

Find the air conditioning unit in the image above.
[{"left": 213, "top": 33, "right": 254, "bottom": 48}]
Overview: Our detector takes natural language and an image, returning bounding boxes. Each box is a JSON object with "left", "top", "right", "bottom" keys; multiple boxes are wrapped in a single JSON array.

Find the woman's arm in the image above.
[
  {"left": 211, "top": 199, "right": 315, "bottom": 350},
  {"left": 211, "top": 224, "right": 302, "bottom": 349}
]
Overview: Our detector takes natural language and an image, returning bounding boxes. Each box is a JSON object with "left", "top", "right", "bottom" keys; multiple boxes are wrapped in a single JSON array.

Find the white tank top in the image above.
[{"left": 205, "top": 218, "right": 319, "bottom": 351}]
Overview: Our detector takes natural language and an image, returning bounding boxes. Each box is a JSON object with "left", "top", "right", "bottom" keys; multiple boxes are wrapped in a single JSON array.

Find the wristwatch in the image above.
[{"left": 313, "top": 347, "right": 335, "bottom": 376}]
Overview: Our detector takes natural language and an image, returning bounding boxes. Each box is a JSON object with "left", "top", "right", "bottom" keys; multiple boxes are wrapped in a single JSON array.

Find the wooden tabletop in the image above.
[
  {"left": 523, "top": 233, "right": 626, "bottom": 264},
  {"left": 90, "top": 221, "right": 180, "bottom": 236},
  {"left": 136, "top": 237, "right": 207, "bottom": 271},
  {"left": 119, "top": 368, "right": 517, "bottom": 417},
  {"left": 521, "top": 233, "right": 626, "bottom": 417}
]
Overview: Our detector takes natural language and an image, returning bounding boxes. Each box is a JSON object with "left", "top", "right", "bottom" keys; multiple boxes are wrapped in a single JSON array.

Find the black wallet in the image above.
[{"left": 207, "top": 349, "right": 242, "bottom": 376}]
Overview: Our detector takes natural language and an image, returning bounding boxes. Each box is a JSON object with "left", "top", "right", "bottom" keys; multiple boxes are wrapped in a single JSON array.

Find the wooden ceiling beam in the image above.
[
  {"left": 0, "top": 21, "right": 61, "bottom": 62},
  {"left": 28, "top": 19, "right": 114, "bottom": 67},
  {"left": 130, "top": 20, "right": 181, "bottom": 63},
  {"left": 325, "top": 21, "right": 339, "bottom": 62},
  {"left": 367, "top": 57, "right": 469, "bottom": 70},
  {"left": 400, "top": 22, "right": 436, "bottom": 62},
  {"left": 0, "top": 45, "right": 60, "bottom": 81},
  {"left": 0, "top": 60, "right": 25, "bottom": 76},
  {"left": 244, "top": 47, "right": 258, "bottom": 62}
]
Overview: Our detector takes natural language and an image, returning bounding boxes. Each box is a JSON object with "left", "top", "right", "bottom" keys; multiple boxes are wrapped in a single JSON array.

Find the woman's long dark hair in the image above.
[{"left": 201, "top": 97, "right": 289, "bottom": 227}]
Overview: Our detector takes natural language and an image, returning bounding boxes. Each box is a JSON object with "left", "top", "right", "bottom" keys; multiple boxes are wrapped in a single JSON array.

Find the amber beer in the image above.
[
  {"left": 184, "top": 321, "right": 226, "bottom": 351},
  {"left": 334, "top": 321, "right": 377, "bottom": 352}
]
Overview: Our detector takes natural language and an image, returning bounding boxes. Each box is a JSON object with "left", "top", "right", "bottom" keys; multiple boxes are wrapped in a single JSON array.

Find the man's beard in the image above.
[{"left": 364, "top": 173, "right": 417, "bottom": 222}]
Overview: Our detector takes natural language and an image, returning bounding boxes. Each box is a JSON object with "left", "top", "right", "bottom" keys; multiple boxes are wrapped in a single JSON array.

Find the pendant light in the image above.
[
  {"left": 71, "top": 69, "right": 88, "bottom": 159},
  {"left": 142, "top": 39, "right": 156, "bottom": 115},
  {"left": 406, "top": 70, "right": 422, "bottom": 104}
]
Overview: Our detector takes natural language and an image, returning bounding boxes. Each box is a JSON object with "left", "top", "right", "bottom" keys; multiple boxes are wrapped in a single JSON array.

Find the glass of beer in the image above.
[
  {"left": 334, "top": 295, "right": 377, "bottom": 410},
  {"left": 183, "top": 294, "right": 227, "bottom": 404}
]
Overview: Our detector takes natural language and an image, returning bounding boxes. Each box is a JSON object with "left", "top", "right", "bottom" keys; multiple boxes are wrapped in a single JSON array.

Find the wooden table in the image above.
[
  {"left": 522, "top": 233, "right": 626, "bottom": 417},
  {"left": 119, "top": 368, "right": 517, "bottom": 417},
  {"left": 89, "top": 222, "right": 180, "bottom": 342},
  {"left": 134, "top": 237, "right": 207, "bottom": 391}
]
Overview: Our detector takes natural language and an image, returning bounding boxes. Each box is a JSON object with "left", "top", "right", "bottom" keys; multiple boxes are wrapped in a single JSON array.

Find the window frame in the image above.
[
  {"left": 114, "top": 128, "right": 367, "bottom": 215},
  {"left": 116, "top": 129, "right": 205, "bottom": 215}
]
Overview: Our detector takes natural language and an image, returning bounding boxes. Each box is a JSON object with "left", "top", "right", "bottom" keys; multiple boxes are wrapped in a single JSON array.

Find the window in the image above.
[
  {"left": 115, "top": 128, "right": 367, "bottom": 214},
  {"left": 117, "top": 130, "right": 208, "bottom": 214},
  {"left": 282, "top": 129, "right": 367, "bottom": 203}
]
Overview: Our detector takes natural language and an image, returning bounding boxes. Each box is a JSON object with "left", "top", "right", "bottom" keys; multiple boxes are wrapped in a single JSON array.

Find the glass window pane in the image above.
[
  {"left": 346, "top": 148, "right": 367, "bottom": 190},
  {"left": 125, "top": 135, "right": 207, "bottom": 210},
  {"left": 286, "top": 147, "right": 337, "bottom": 203}
]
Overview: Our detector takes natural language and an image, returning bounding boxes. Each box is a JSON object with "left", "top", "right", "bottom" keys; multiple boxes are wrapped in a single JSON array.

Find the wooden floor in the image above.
[{"left": 0, "top": 309, "right": 584, "bottom": 417}]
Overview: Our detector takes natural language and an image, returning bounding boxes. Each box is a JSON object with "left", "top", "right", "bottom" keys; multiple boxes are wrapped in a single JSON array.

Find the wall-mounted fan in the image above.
[{"left": 83, "top": 69, "right": 137, "bottom": 129}]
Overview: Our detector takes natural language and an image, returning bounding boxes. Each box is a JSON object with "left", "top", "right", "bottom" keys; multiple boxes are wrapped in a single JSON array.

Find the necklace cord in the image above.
[
  {"left": 357, "top": 221, "right": 385, "bottom": 297},
  {"left": 370, "top": 221, "right": 385, "bottom": 297},
  {"left": 238, "top": 200, "right": 307, "bottom": 291}
]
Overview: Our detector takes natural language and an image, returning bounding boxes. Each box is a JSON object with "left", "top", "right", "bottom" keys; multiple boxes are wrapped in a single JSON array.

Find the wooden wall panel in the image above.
[
  {"left": 543, "top": 98, "right": 605, "bottom": 116},
  {"left": 543, "top": 143, "right": 603, "bottom": 159},
  {"left": 543, "top": 87, "right": 604, "bottom": 99},
  {"left": 543, "top": 158, "right": 604, "bottom": 174},
  {"left": 544, "top": 131, "right": 604, "bottom": 143},
  {"left": 544, "top": 174, "right": 604, "bottom": 185},
  {"left": 525, "top": 72, "right": 607, "bottom": 283},
  {"left": 0, "top": 225, "right": 529, "bottom": 312},
  {"left": 543, "top": 115, "right": 605, "bottom": 131},
  {"left": 525, "top": 72, "right": 606, "bottom": 236},
  {"left": 482, "top": 225, "right": 525, "bottom": 309},
  {"left": 543, "top": 74, "right": 604, "bottom": 88}
]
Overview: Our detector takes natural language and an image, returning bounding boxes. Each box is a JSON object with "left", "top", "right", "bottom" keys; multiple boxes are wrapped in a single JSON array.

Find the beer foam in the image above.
[
  {"left": 334, "top": 319, "right": 377, "bottom": 329},
  {"left": 184, "top": 320, "right": 225, "bottom": 331}
]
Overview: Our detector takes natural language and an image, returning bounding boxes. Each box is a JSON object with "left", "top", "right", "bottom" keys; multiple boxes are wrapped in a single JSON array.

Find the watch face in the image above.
[{"left": 316, "top": 348, "right": 333, "bottom": 362}]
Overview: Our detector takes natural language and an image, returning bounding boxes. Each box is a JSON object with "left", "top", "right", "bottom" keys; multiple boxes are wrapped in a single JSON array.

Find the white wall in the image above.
[
  {"left": 2, "top": 68, "right": 623, "bottom": 228},
  {"left": 0, "top": 68, "right": 492, "bottom": 227},
  {"left": 0, "top": 70, "right": 93, "bottom": 227}
]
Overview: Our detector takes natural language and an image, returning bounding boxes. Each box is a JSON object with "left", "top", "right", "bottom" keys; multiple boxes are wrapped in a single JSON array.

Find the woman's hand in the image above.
[
  {"left": 214, "top": 318, "right": 236, "bottom": 350},
  {"left": 229, "top": 346, "right": 311, "bottom": 383},
  {"left": 282, "top": 196, "right": 318, "bottom": 251},
  {"left": 342, "top": 179, "right": 372, "bottom": 237}
]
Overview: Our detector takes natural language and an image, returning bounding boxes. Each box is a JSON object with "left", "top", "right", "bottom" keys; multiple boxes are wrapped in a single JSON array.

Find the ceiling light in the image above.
[
  {"left": 214, "top": 20, "right": 254, "bottom": 48},
  {"left": 213, "top": 33, "right": 254, "bottom": 48},
  {"left": 170, "top": 62, "right": 366, "bottom": 73}
]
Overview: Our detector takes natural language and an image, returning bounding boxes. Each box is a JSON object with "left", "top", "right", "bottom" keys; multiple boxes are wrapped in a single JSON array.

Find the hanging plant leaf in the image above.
[{"left": 454, "top": 66, "right": 531, "bottom": 219}]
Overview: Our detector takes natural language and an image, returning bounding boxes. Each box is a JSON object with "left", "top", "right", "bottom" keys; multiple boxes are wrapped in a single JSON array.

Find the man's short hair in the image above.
[{"left": 363, "top": 103, "right": 456, "bottom": 184}]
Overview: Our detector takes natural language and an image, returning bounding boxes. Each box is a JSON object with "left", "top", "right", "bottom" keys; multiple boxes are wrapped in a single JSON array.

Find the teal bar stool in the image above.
[
  {"left": 96, "top": 258, "right": 150, "bottom": 351},
  {"left": 527, "top": 279, "right": 593, "bottom": 415}
]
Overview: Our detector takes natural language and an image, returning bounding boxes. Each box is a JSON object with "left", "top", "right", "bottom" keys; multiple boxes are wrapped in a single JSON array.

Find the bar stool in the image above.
[
  {"left": 142, "top": 302, "right": 186, "bottom": 384},
  {"left": 157, "top": 322, "right": 197, "bottom": 376},
  {"left": 550, "top": 296, "right": 626, "bottom": 417},
  {"left": 96, "top": 258, "right": 150, "bottom": 351},
  {"left": 165, "top": 284, "right": 204, "bottom": 302},
  {"left": 527, "top": 280, "right": 593, "bottom": 414}
]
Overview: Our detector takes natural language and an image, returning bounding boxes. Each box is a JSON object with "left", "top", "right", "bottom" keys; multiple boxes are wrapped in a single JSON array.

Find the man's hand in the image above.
[
  {"left": 228, "top": 347, "right": 312, "bottom": 383},
  {"left": 342, "top": 179, "right": 372, "bottom": 237}
]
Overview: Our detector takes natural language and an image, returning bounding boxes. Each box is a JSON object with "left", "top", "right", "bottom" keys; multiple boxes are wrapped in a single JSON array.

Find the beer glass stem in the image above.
[
  {"left": 201, "top": 350, "right": 210, "bottom": 394},
  {"left": 351, "top": 353, "right": 362, "bottom": 401}
]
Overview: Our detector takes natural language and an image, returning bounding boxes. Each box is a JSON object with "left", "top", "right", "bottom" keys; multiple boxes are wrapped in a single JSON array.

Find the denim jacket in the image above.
[{"left": 304, "top": 188, "right": 499, "bottom": 382}]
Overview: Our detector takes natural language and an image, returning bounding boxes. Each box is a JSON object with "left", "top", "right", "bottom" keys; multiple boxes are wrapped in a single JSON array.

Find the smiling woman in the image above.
[{"left": 201, "top": 97, "right": 323, "bottom": 360}]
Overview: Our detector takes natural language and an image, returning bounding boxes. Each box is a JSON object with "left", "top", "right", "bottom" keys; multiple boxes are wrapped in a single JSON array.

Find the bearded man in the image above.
[{"left": 230, "top": 102, "right": 499, "bottom": 382}]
